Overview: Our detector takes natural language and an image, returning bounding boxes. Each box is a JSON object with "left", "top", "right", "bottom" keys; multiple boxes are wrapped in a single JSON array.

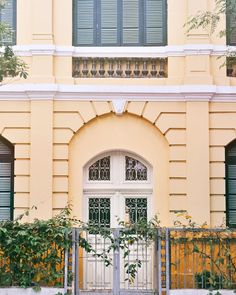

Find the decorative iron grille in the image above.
[
  {"left": 89, "top": 198, "right": 111, "bottom": 227},
  {"left": 125, "top": 198, "right": 147, "bottom": 223},
  {"left": 89, "top": 156, "right": 110, "bottom": 181},
  {"left": 125, "top": 156, "right": 147, "bottom": 181}
]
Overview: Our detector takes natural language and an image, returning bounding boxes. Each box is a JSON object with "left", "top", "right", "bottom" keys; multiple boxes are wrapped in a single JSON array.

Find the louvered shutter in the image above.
[
  {"left": 0, "top": 140, "right": 13, "bottom": 221},
  {"left": 227, "top": 1, "right": 236, "bottom": 45},
  {"left": 144, "top": 0, "right": 166, "bottom": 45},
  {"left": 226, "top": 143, "right": 236, "bottom": 227},
  {"left": 100, "top": 0, "right": 118, "bottom": 45},
  {"left": 74, "top": 0, "right": 95, "bottom": 45},
  {"left": 122, "top": 0, "right": 140, "bottom": 44},
  {"left": 0, "top": 0, "right": 16, "bottom": 45}
]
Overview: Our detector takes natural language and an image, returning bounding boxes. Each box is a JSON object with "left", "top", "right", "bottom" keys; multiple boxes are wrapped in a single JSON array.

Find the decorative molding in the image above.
[
  {"left": 11, "top": 44, "right": 236, "bottom": 58},
  {"left": 0, "top": 84, "right": 236, "bottom": 102},
  {"left": 112, "top": 99, "right": 127, "bottom": 115}
]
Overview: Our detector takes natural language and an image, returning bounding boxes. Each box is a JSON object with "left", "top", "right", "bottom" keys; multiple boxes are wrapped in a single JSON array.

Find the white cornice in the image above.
[
  {"left": 10, "top": 44, "right": 236, "bottom": 58},
  {"left": 0, "top": 84, "right": 236, "bottom": 102}
]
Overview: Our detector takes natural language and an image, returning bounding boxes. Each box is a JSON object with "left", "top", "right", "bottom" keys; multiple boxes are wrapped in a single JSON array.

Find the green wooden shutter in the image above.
[
  {"left": 74, "top": 0, "right": 95, "bottom": 45},
  {"left": 100, "top": 0, "right": 118, "bottom": 45},
  {"left": 144, "top": 0, "right": 166, "bottom": 45},
  {"left": 0, "top": 0, "right": 16, "bottom": 45},
  {"left": 0, "top": 140, "right": 14, "bottom": 221},
  {"left": 226, "top": 142, "right": 236, "bottom": 227},
  {"left": 227, "top": 1, "right": 236, "bottom": 45},
  {"left": 122, "top": 0, "right": 140, "bottom": 45}
]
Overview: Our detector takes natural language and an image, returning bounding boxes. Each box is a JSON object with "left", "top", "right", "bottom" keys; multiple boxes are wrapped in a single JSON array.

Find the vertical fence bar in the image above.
[
  {"left": 71, "top": 228, "right": 76, "bottom": 295},
  {"left": 64, "top": 231, "right": 69, "bottom": 294},
  {"left": 75, "top": 229, "right": 79, "bottom": 295},
  {"left": 113, "top": 229, "right": 120, "bottom": 295},
  {"left": 157, "top": 229, "right": 162, "bottom": 295},
  {"left": 165, "top": 228, "right": 170, "bottom": 295}
]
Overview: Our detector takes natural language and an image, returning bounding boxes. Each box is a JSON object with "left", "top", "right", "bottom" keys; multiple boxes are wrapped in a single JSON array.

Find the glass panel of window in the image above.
[
  {"left": 88, "top": 197, "right": 111, "bottom": 227},
  {"left": 125, "top": 156, "right": 147, "bottom": 181},
  {"left": 88, "top": 156, "right": 110, "bottom": 181},
  {"left": 0, "top": 0, "right": 16, "bottom": 45},
  {"left": 226, "top": 0, "right": 236, "bottom": 45},
  {"left": 125, "top": 198, "right": 147, "bottom": 223}
]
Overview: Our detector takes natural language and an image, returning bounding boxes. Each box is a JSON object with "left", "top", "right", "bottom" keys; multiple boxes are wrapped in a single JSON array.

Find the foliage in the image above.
[
  {"left": 0, "top": 207, "right": 73, "bottom": 289},
  {"left": 185, "top": 0, "right": 236, "bottom": 68},
  {"left": 195, "top": 270, "right": 223, "bottom": 289},
  {"left": 184, "top": 0, "right": 235, "bottom": 36},
  {"left": 171, "top": 212, "right": 236, "bottom": 295},
  {"left": 0, "top": 207, "right": 236, "bottom": 294},
  {"left": 0, "top": 0, "right": 28, "bottom": 82}
]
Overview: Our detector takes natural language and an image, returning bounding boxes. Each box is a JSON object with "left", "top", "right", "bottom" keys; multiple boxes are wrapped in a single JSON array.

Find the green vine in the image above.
[
  {"left": 0, "top": 207, "right": 72, "bottom": 289},
  {"left": 0, "top": 207, "right": 235, "bottom": 295}
]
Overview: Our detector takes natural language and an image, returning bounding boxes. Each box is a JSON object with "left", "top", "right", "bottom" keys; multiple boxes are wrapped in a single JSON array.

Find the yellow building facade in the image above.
[{"left": 0, "top": 0, "right": 236, "bottom": 227}]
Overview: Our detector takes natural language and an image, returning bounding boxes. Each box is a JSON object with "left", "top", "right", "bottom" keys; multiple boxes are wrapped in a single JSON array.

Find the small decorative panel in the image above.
[
  {"left": 125, "top": 156, "right": 147, "bottom": 181},
  {"left": 89, "top": 156, "right": 110, "bottom": 181},
  {"left": 89, "top": 198, "right": 110, "bottom": 228},
  {"left": 125, "top": 198, "right": 147, "bottom": 223}
]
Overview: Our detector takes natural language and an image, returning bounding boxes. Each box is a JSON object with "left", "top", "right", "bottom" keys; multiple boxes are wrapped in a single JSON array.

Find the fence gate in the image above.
[{"left": 64, "top": 228, "right": 171, "bottom": 295}]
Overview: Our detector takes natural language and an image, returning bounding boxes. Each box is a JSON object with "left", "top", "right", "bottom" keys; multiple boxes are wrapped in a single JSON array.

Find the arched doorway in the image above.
[
  {"left": 69, "top": 113, "right": 169, "bottom": 224},
  {"left": 84, "top": 151, "right": 152, "bottom": 227},
  {"left": 69, "top": 113, "right": 169, "bottom": 291},
  {"left": 83, "top": 151, "right": 153, "bottom": 290}
]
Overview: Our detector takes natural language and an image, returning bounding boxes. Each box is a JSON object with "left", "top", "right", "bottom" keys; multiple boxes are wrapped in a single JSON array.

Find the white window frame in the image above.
[{"left": 83, "top": 151, "right": 153, "bottom": 227}]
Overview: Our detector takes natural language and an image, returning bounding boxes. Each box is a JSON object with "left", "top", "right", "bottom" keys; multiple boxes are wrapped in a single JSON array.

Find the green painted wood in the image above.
[
  {"left": 145, "top": 0, "right": 166, "bottom": 45},
  {"left": 100, "top": 0, "right": 118, "bottom": 45},
  {"left": 226, "top": 141, "right": 236, "bottom": 227},
  {"left": 73, "top": 0, "right": 167, "bottom": 46},
  {"left": 74, "top": 0, "right": 95, "bottom": 45},
  {"left": 122, "top": 0, "right": 139, "bottom": 44},
  {"left": 0, "top": 137, "right": 14, "bottom": 221}
]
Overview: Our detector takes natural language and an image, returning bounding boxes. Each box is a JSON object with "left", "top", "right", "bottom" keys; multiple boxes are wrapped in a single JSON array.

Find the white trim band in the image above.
[
  {"left": 10, "top": 44, "right": 236, "bottom": 58},
  {"left": 0, "top": 84, "right": 236, "bottom": 101}
]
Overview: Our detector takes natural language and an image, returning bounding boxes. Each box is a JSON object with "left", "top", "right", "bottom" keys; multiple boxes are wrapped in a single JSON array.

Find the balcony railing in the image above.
[{"left": 72, "top": 57, "right": 168, "bottom": 78}]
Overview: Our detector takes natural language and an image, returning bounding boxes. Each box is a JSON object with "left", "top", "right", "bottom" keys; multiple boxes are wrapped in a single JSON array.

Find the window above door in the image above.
[
  {"left": 85, "top": 152, "right": 152, "bottom": 188},
  {"left": 73, "top": 0, "right": 167, "bottom": 46}
]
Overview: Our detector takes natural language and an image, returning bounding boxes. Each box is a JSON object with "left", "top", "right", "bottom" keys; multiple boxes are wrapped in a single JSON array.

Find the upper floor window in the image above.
[
  {"left": 73, "top": 0, "right": 167, "bottom": 46},
  {"left": 226, "top": 0, "right": 236, "bottom": 45},
  {"left": 0, "top": 0, "right": 16, "bottom": 45},
  {"left": 225, "top": 140, "right": 236, "bottom": 228},
  {"left": 0, "top": 136, "right": 14, "bottom": 221}
]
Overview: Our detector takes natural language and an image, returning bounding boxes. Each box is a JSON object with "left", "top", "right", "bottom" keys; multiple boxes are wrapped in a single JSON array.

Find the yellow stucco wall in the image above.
[
  {"left": 1, "top": 0, "right": 235, "bottom": 226},
  {"left": 2, "top": 98, "right": 233, "bottom": 227}
]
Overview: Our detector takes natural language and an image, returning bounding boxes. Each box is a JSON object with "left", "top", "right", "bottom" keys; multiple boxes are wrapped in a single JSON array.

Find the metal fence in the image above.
[
  {"left": 169, "top": 228, "right": 236, "bottom": 291},
  {"left": 64, "top": 228, "right": 236, "bottom": 295}
]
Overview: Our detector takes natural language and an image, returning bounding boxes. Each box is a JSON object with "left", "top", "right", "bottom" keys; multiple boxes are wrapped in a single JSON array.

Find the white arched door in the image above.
[{"left": 83, "top": 151, "right": 153, "bottom": 290}]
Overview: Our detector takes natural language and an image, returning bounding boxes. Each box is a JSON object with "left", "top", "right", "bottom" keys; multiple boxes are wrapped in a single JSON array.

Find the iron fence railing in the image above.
[
  {"left": 63, "top": 228, "right": 236, "bottom": 295},
  {"left": 169, "top": 228, "right": 236, "bottom": 291}
]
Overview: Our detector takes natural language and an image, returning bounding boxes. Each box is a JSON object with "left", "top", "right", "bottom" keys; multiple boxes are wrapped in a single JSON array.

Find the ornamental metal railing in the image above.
[
  {"left": 63, "top": 228, "right": 236, "bottom": 295},
  {"left": 72, "top": 57, "right": 167, "bottom": 78}
]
